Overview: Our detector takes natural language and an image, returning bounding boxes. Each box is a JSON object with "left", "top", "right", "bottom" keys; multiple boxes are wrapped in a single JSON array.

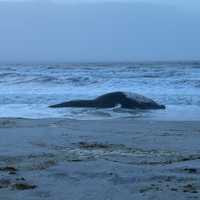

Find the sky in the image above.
[{"left": 0, "top": 0, "right": 199, "bottom": 63}]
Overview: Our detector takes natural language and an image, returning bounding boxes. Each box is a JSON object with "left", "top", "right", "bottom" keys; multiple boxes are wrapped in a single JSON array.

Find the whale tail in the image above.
[
  {"left": 49, "top": 101, "right": 74, "bottom": 108},
  {"left": 49, "top": 104, "right": 61, "bottom": 108},
  {"left": 49, "top": 100, "right": 93, "bottom": 108}
]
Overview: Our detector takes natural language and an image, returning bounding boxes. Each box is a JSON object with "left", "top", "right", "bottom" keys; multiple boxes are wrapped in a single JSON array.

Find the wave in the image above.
[
  {"left": 0, "top": 72, "right": 16, "bottom": 78},
  {"left": 174, "top": 79, "right": 200, "bottom": 88},
  {"left": 14, "top": 76, "right": 61, "bottom": 84},
  {"left": 1, "top": 72, "right": 104, "bottom": 86}
]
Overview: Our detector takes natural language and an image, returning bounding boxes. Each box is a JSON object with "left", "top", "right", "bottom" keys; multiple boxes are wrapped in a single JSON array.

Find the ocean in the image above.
[{"left": 0, "top": 62, "right": 200, "bottom": 120}]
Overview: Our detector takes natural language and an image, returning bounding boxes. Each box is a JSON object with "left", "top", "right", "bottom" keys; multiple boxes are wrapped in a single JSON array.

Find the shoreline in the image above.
[
  {"left": 1, "top": 104, "right": 200, "bottom": 121},
  {"left": 0, "top": 118, "right": 200, "bottom": 199}
]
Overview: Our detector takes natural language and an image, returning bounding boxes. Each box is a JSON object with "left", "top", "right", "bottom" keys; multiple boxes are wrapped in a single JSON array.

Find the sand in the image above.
[{"left": 0, "top": 118, "right": 200, "bottom": 200}]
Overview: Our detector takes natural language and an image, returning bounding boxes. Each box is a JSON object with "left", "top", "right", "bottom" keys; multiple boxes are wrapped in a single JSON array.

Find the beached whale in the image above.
[{"left": 49, "top": 91, "right": 165, "bottom": 110}]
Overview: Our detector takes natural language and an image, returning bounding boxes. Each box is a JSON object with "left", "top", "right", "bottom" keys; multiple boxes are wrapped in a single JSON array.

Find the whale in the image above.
[{"left": 49, "top": 91, "right": 165, "bottom": 110}]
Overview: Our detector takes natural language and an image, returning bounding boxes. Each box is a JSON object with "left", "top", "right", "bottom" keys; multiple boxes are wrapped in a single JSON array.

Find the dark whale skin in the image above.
[{"left": 49, "top": 92, "right": 166, "bottom": 110}]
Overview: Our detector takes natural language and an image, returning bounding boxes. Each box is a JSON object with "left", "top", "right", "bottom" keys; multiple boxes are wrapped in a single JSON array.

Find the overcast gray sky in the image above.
[
  {"left": 1, "top": 0, "right": 200, "bottom": 10},
  {"left": 0, "top": 0, "right": 199, "bottom": 63}
]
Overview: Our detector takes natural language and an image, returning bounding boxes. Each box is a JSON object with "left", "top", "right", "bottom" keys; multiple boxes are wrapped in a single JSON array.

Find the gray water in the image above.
[{"left": 0, "top": 62, "right": 200, "bottom": 120}]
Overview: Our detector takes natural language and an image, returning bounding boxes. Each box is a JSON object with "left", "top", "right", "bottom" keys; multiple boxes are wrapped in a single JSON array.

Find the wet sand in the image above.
[{"left": 0, "top": 118, "right": 200, "bottom": 199}]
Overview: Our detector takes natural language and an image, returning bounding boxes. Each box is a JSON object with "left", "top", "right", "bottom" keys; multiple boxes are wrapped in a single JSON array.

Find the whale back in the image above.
[
  {"left": 95, "top": 92, "right": 129, "bottom": 107},
  {"left": 96, "top": 91, "right": 164, "bottom": 109},
  {"left": 95, "top": 92, "right": 125, "bottom": 102},
  {"left": 95, "top": 91, "right": 155, "bottom": 103}
]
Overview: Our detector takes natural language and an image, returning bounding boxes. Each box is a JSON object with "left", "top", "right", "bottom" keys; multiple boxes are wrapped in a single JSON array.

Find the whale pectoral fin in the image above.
[{"left": 114, "top": 103, "right": 122, "bottom": 108}]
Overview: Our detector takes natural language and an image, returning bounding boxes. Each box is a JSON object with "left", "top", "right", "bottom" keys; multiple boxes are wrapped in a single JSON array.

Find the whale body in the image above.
[{"left": 49, "top": 92, "right": 165, "bottom": 110}]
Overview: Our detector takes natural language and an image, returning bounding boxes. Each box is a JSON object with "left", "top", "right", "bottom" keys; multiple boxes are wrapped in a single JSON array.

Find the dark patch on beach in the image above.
[
  {"left": 79, "top": 142, "right": 112, "bottom": 150},
  {"left": 139, "top": 184, "right": 162, "bottom": 193},
  {"left": 12, "top": 183, "right": 37, "bottom": 190},
  {"left": 139, "top": 154, "right": 200, "bottom": 165},
  {"left": 78, "top": 142, "right": 138, "bottom": 152},
  {"left": 151, "top": 175, "right": 195, "bottom": 186},
  {"left": 16, "top": 177, "right": 26, "bottom": 181},
  {"left": 183, "top": 184, "right": 198, "bottom": 193},
  {"left": 74, "top": 142, "right": 200, "bottom": 166},
  {"left": 138, "top": 176, "right": 200, "bottom": 196},
  {"left": 0, "top": 176, "right": 37, "bottom": 191},
  {"left": 170, "top": 188, "right": 178, "bottom": 192},
  {"left": 0, "top": 166, "right": 18, "bottom": 175},
  {"left": 0, "top": 166, "right": 17, "bottom": 172},
  {"left": 179, "top": 155, "right": 200, "bottom": 163},
  {"left": 183, "top": 168, "right": 198, "bottom": 174}
]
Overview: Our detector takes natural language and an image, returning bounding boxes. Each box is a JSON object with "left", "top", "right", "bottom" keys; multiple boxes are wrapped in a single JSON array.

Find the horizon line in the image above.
[{"left": 0, "top": 59, "right": 200, "bottom": 65}]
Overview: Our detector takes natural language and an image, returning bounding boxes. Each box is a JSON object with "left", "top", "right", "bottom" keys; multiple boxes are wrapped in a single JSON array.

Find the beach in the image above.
[{"left": 0, "top": 118, "right": 200, "bottom": 199}]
